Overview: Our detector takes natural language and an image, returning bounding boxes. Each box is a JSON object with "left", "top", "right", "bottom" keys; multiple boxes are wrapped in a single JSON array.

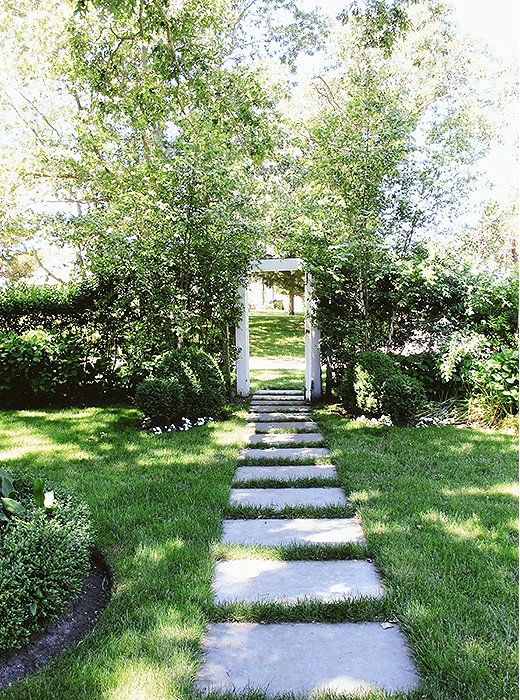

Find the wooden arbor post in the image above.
[{"left": 235, "top": 258, "right": 321, "bottom": 401}]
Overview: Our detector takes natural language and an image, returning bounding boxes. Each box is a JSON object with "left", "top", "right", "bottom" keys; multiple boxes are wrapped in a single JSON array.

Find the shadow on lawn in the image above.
[{"left": 0, "top": 407, "right": 244, "bottom": 700}]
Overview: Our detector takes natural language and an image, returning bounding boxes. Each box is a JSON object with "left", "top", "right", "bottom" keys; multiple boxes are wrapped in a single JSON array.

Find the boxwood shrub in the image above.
[
  {"left": 0, "top": 474, "right": 93, "bottom": 651},
  {"left": 339, "top": 350, "right": 426, "bottom": 424},
  {"left": 136, "top": 347, "right": 226, "bottom": 425}
]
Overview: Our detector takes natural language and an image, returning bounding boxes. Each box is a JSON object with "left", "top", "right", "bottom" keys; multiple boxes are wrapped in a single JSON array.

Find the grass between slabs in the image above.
[{"left": 224, "top": 502, "right": 356, "bottom": 520}]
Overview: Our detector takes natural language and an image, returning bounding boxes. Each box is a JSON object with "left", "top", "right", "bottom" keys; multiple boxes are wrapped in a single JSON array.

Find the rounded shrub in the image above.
[
  {"left": 339, "top": 351, "right": 399, "bottom": 415},
  {"left": 135, "top": 377, "right": 184, "bottom": 425},
  {"left": 381, "top": 373, "right": 427, "bottom": 424},
  {"left": 151, "top": 347, "right": 225, "bottom": 418},
  {"left": 0, "top": 474, "right": 93, "bottom": 651}
]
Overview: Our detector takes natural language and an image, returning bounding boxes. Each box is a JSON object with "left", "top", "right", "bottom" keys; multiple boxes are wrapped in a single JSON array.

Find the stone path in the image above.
[{"left": 197, "top": 390, "right": 421, "bottom": 697}]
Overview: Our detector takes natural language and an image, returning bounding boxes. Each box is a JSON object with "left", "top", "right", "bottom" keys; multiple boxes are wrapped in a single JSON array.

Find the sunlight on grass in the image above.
[
  {"left": 107, "top": 662, "right": 171, "bottom": 700},
  {"left": 442, "top": 483, "right": 519, "bottom": 498}
]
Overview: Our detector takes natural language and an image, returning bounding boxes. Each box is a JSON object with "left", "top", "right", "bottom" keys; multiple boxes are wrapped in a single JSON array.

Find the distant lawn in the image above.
[{"left": 249, "top": 311, "right": 305, "bottom": 390}]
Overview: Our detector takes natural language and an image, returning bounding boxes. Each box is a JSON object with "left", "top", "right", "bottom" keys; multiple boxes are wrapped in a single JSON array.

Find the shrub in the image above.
[
  {"left": 151, "top": 347, "right": 226, "bottom": 418},
  {"left": 468, "top": 348, "right": 519, "bottom": 425},
  {"left": 381, "top": 373, "right": 427, "bottom": 423},
  {"left": 135, "top": 378, "right": 184, "bottom": 425},
  {"left": 0, "top": 473, "right": 93, "bottom": 651},
  {"left": 339, "top": 351, "right": 398, "bottom": 415},
  {"left": 0, "top": 329, "right": 84, "bottom": 408},
  {"left": 339, "top": 350, "right": 426, "bottom": 424}
]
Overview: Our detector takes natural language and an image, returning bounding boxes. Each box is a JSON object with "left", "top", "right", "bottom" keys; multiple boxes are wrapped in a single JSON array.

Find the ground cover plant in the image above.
[{"left": 0, "top": 468, "right": 92, "bottom": 651}]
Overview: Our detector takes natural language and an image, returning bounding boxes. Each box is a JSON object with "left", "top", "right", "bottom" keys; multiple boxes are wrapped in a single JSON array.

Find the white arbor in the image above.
[{"left": 235, "top": 258, "right": 321, "bottom": 401}]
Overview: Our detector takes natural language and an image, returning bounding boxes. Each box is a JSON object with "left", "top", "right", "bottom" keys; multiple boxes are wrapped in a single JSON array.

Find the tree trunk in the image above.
[{"left": 288, "top": 292, "right": 295, "bottom": 315}]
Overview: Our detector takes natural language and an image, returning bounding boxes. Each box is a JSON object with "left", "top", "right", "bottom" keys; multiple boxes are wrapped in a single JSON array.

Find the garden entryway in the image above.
[{"left": 236, "top": 258, "right": 322, "bottom": 401}]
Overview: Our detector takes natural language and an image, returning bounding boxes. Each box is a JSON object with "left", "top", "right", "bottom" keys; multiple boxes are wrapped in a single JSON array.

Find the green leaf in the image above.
[
  {"left": 29, "top": 601, "right": 38, "bottom": 616},
  {"left": 34, "top": 478, "right": 45, "bottom": 508},
  {"left": 1, "top": 497, "right": 25, "bottom": 518}
]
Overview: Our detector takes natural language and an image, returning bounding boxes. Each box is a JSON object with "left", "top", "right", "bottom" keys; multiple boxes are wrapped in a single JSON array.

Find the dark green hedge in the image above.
[{"left": 0, "top": 475, "right": 93, "bottom": 651}]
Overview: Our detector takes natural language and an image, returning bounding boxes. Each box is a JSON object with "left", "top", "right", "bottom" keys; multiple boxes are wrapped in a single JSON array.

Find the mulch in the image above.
[{"left": 0, "top": 548, "right": 112, "bottom": 691}]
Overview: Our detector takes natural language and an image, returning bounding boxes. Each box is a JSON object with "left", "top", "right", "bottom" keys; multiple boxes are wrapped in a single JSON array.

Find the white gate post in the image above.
[
  {"left": 235, "top": 285, "right": 250, "bottom": 397},
  {"left": 305, "top": 272, "right": 321, "bottom": 402}
]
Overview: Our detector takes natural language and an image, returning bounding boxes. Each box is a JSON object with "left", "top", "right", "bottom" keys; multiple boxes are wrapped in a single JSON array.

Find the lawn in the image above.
[
  {"left": 0, "top": 407, "right": 249, "bottom": 700},
  {"left": 248, "top": 311, "right": 305, "bottom": 390},
  {"left": 0, "top": 404, "right": 517, "bottom": 699}
]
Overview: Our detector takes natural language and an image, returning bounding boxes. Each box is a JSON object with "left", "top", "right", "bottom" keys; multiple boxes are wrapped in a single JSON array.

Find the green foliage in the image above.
[
  {"left": 340, "top": 351, "right": 398, "bottom": 414},
  {"left": 135, "top": 378, "right": 184, "bottom": 426},
  {"left": 469, "top": 348, "right": 519, "bottom": 423},
  {"left": 339, "top": 350, "right": 426, "bottom": 423},
  {"left": 137, "top": 347, "right": 226, "bottom": 423},
  {"left": 0, "top": 473, "right": 93, "bottom": 651},
  {"left": 380, "top": 372, "right": 426, "bottom": 423}
]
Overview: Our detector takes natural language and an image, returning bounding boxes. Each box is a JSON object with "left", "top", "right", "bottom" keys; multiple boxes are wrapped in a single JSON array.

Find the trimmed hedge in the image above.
[
  {"left": 0, "top": 475, "right": 93, "bottom": 651},
  {"left": 339, "top": 350, "right": 426, "bottom": 424},
  {"left": 136, "top": 347, "right": 226, "bottom": 425}
]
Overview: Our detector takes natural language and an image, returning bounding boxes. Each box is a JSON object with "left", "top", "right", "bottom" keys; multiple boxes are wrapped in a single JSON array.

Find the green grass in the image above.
[
  {"left": 248, "top": 312, "right": 305, "bottom": 391},
  {"left": 313, "top": 405, "right": 519, "bottom": 700},
  {"left": 0, "top": 406, "right": 249, "bottom": 700},
  {"left": 249, "top": 312, "right": 305, "bottom": 360},
  {"left": 0, "top": 402, "right": 517, "bottom": 698}
]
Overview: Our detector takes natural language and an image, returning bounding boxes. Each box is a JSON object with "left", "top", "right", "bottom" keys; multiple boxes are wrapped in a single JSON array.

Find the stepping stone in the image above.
[
  {"left": 197, "top": 622, "right": 420, "bottom": 696},
  {"left": 249, "top": 404, "right": 310, "bottom": 413},
  {"left": 221, "top": 518, "right": 365, "bottom": 546},
  {"left": 249, "top": 421, "right": 319, "bottom": 432},
  {"left": 254, "top": 390, "right": 303, "bottom": 395},
  {"left": 239, "top": 447, "right": 330, "bottom": 462},
  {"left": 229, "top": 487, "right": 346, "bottom": 509},
  {"left": 233, "top": 464, "right": 337, "bottom": 483},
  {"left": 212, "top": 559, "right": 385, "bottom": 603},
  {"left": 251, "top": 396, "right": 305, "bottom": 403},
  {"left": 247, "top": 412, "right": 312, "bottom": 422},
  {"left": 248, "top": 432, "right": 324, "bottom": 445}
]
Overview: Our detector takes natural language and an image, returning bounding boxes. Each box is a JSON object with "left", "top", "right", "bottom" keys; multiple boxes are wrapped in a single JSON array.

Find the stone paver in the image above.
[
  {"left": 229, "top": 487, "right": 346, "bottom": 509},
  {"left": 249, "top": 421, "right": 319, "bottom": 432},
  {"left": 249, "top": 404, "right": 310, "bottom": 413},
  {"left": 221, "top": 517, "right": 365, "bottom": 546},
  {"left": 251, "top": 397, "right": 305, "bottom": 403},
  {"left": 233, "top": 464, "right": 337, "bottom": 482},
  {"left": 247, "top": 412, "right": 312, "bottom": 421},
  {"left": 254, "top": 390, "right": 303, "bottom": 395},
  {"left": 239, "top": 447, "right": 330, "bottom": 461},
  {"left": 197, "top": 622, "right": 421, "bottom": 696},
  {"left": 212, "top": 559, "right": 385, "bottom": 603},
  {"left": 248, "top": 432, "right": 324, "bottom": 445}
]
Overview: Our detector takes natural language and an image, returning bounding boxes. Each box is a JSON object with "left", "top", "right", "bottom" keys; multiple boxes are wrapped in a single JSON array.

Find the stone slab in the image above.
[
  {"left": 229, "top": 487, "right": 346, "bottom": 509},
  {"left": 212, "top": 559, "right": 385, "bottom": 603},
  {"left": 239, "top": 447, "right": 330, "bottom": 462},
  {"left": 197, "top": 622, "right": 420, "bottom": 696},
  {"left": 247, "top": 412, "right": 313, "bottom": 422},
  {"left": 221, "top": 518, "right": 365, "bottom": 546},
  {"left": 249, "top": 404, "right": 310, "bottom": 413},
  {"left": 248, "top": 432, "right": 324, "bottom": 445},
  {"left": 233, "top": 464, "right": 337, "bottom": 483},
  {"left": 248, "top": 421, "right": 319, "bottom": 433},
  {"left": 251, "top": 396, "right": 305, "bottom": 403},
  {"left": 254, "top": 390, "right": 303, "bottom": 395}
]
